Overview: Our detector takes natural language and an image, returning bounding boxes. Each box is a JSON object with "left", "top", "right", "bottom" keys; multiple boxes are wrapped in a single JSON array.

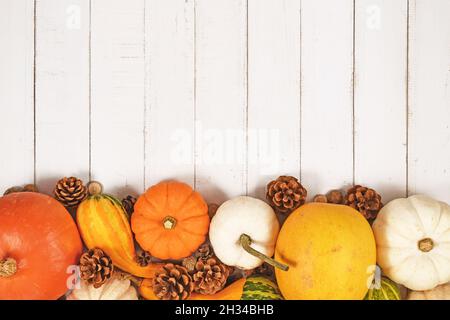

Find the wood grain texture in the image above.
[
  {"left": 408, "top": 0, "right": 450, "bottom": 202},
  {"left": 2, "top": 0, "right": 450, "bottom": 206},
  {"left": 35, "top": 0, "right": 90, "bottom": 194},
  {"left": 354, "top": 0, "right": 408, "bottom": 202},
  {"left": 195, "top": 0, "right": 247, "bottom": 203},
  {"left": 247, "top": 0, "right": 301, "bottom": 199},
  {"left": 0, "top": 0, "right": 35, "bottom": 193},
  {"left": 301, "top": 0, "right": 354, "bottom": 198},
  {"left": 145, "top": 0, "right": 195, "bottom": 189},
  {"left": 90, "top": 0, "right": 145, "bottom": 198}
]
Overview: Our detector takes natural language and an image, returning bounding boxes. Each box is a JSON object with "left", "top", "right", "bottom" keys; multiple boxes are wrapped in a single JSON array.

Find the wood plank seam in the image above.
[
  {"left": 193, "top": 0, "right": 198, "bottom": 190},
  {"left": 33, "top": 0, "right": 37, "bottom": 184},
  {"left": 88, "top": 0, "right": 92, "bottom": 182},
  {"left": 406, "top": 0, "right": 410, "bottom": 197},
  {"left": 352, "top": 0, "right": 356, "bottom": 186}
]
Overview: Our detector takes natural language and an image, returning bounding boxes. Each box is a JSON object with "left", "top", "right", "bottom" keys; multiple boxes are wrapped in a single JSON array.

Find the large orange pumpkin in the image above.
[
  {"left": 131, "top": 181, "right": 209, "bottom": 260},
  {"left": 0, "top": 192, "right": 83, "bottom": 300}
]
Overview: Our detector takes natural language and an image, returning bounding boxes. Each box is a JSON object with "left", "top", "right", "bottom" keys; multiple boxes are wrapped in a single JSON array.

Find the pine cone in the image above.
[
  {"left": 266, "top": 176, "right": 307, "bottom": 214},
  {"left": 345, "top": 185, "right": 383, "bottom": 221},
  {"left": 122, "top": 195, "right": 137, "bottom": 216},
  {"left": 153, "top": 264, "right": 194, "bottom": 300},
  {"left": 181, "top": 256, "right": 197, "bottom": 273},
  {"left": 194, "top": 243, "right": 214, "bottom": 260},
  {"left": 192, "top": 258, "right": 230, "bottom": 295},
  {"left": 54, "top": 177, "right": 87, "bottom": 207},
  {"left": 313, "top": 194, "right": 328, "bottom": 203},
  {"left": 3, "top": 184, "right": 38, "bottom": 196},
  {"left": 79, "top": 248, "right": 114, "bottom": 288},
  {"left": 136, "top": 251, "right": 152, "bottom": 267},
  {"left": 327, "top": 190, "right": 344, "bottom": 204}
]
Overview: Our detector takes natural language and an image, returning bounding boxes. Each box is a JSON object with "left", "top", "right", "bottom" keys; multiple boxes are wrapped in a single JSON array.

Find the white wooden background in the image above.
[{"left": 1, "top": 0, "right": 449, "bottom": 205}]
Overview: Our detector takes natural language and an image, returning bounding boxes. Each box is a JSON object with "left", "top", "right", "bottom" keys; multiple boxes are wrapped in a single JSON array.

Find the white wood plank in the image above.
[
  {"left": 408, "top": 0, "right": 450, "bottom": 203},
  {"left": 0, "top": 0, "right": 35, "bottom": 193},
  {"left": 301, "top": 0, "right": 354, "bottom": 198},
  {"left": 145, "top": 0, "right": 195, "bottom": 189},
  {"left": 354, "top": 0, "right": 408, "bottom": 202},
  {"left": 90, "top": 0, "right": 145, "bottom": 198},
  {"left": 35, "top": 0, "right": 90, "bottom": 194},
  {"left": 195, "top": 0, "right": 247, "bottom": 203},
  {"left": 247, "top": 0, "right": 301, "bottom": 199}
]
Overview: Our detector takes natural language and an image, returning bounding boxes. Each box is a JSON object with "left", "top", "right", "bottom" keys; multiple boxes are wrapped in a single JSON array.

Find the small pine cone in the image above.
[
  {"left": 313, "top": 194, "right": 328, "bottom": 203},
  {"left": 194, "top": 243, "right": 214, "bottom": 260},
  {"left": 79, "top": 248, "right": 114, "bottom": 288},
  {"left": 122, "top": 195, "right": 137, "bottom": 216},
  {"left": 345, "top": 185, "right": 383, "bottom": 221},
  {"left": 3, "top": 186, "right": 24, "bottom": 196},
  {"left": 192, "top": 258, "right": 230, "bottom": 295},
  {"left": 327, "top": 190, "right": 344, "bottom": 204},
  {"left": 23, "top": 184, "right": 39, "bottom": 193},
  {"left": 136, "top": 251, "right": 152, "bottom": 267},
  {"left": 153, "top": 264, "right": 194, "bottom": 300},
  {"left": 266, "top": 176, "right": 307, "bottom": 214},
  {"left": 54, "top": 177, "right": 87, "bottom": 208},
  {"left": 4, "top": 184, "right": 39, "bottom": 196},
  {"left": 181, "top": 256, "right": 197, "bottom": 273},
  {"left": 182, "top": 243, "right": 215, "bottom": 273}
]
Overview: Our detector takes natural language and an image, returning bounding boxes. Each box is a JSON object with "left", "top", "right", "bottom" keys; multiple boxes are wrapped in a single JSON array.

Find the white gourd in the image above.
[
  {"left": 372, "top": 195, "right": 450, "bottom": 291},
  {"left": 408, "top": 282, "right": 450, "bottom": 300},
  {"left": 67, "top": 275, "right": 138, "bottom": 300},
  {"left": 209, "top": 196, "right": 281, "bottom": 270}
]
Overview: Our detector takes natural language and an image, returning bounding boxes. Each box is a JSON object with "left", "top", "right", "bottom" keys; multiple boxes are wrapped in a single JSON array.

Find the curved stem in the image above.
[
  {"left": 0, "top": 258, "right": 17, "bottom": 278},
  {"left": 239, "top": 234, "right": 289, "bottom": 272},
  {"left": 118, "top": 271, "right": 143, "bottom": 287}
]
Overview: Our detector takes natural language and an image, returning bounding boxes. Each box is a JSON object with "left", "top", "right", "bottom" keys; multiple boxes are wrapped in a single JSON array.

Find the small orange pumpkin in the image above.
[{"left": 131, "top": 181, "right": 209, "bottom": 260}]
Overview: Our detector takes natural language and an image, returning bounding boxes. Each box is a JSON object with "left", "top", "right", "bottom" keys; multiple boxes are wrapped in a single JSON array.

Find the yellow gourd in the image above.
[
  {"left": 76, "top": 182, "right": 159, "bottom": 278},
  {"left": 275, "top": 203, "right": 376, "bottom": 300}
]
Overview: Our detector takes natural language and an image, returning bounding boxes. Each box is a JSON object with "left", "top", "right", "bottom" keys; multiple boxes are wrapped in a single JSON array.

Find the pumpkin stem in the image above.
[
  {"left": 418, "top": 238, "right": 434, "bottom": 252},
  {"left": 163, "top": 216, "right": 177, "bottom": 230},
  {"left": 0, "top": 258, "right": 17, "bottom": 278},
  {"left": 87, "top": 181, "right": 103, "bottom": 196},
  {"left": 239, "top": 234, "right": 289, "bottom": 272}
]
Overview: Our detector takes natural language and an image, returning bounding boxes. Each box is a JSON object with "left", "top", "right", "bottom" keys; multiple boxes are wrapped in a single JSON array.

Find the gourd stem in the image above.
[
  {"left": 87, "top": 181, "right": 103, "bottom": 196},
  {"left": 239, "top": 234, "right": 289, "bottom": 272},
  {"left": 418, "top": 238, "right": 434, "bottom": 252},
  {"left": 0, "top": 258, "right": 17, "bottom": 278},
  {"left": 118, "top": 271, "right": 143, "bottom": 286},
  {"left": 163, "top": 216, "right": 177, "bottom": 230}
]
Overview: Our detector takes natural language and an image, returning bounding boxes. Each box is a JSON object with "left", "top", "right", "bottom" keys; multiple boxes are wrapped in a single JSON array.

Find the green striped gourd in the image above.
[
  {"left": 365, "top": 277, "right": 401, "bottom": 300},
  {"left": 241, "top": 275, "right": 283, "bottom": 300}
]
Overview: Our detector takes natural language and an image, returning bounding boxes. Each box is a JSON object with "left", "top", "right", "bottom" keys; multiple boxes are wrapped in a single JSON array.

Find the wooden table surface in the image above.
[{"left": 0, "top": 0, "right": 449, "bottom": 205}]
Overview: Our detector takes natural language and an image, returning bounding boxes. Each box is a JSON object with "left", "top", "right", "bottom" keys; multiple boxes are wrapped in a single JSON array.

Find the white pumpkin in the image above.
[
  {"left": 67, "top": 275, "right": 138, "bottom": 300},
  {"left": 408, "top": 282, "right": 450, "bottom": 300},
  {"left": 372, "top": 195, "right": 450, "bottom": 291},
  {"left": 209, "top": 196, "right": 281, "bottom": 270}
]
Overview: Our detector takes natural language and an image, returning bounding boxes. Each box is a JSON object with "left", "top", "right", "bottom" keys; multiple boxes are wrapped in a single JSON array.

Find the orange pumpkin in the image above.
[
  {"left": 131, "top": 181, "right": 209, "bottom": 260},
  {"left": 0, "top": 192, "right": 83, "bottom": 300}
]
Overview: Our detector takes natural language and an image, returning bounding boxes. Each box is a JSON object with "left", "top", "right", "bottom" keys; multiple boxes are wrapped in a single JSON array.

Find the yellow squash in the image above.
[
  {"left": 275, "top": 203, "right": 376, "bottom": 300},
  {"left": 77, "top": 183, "right": 158, "bottom": 278}
]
